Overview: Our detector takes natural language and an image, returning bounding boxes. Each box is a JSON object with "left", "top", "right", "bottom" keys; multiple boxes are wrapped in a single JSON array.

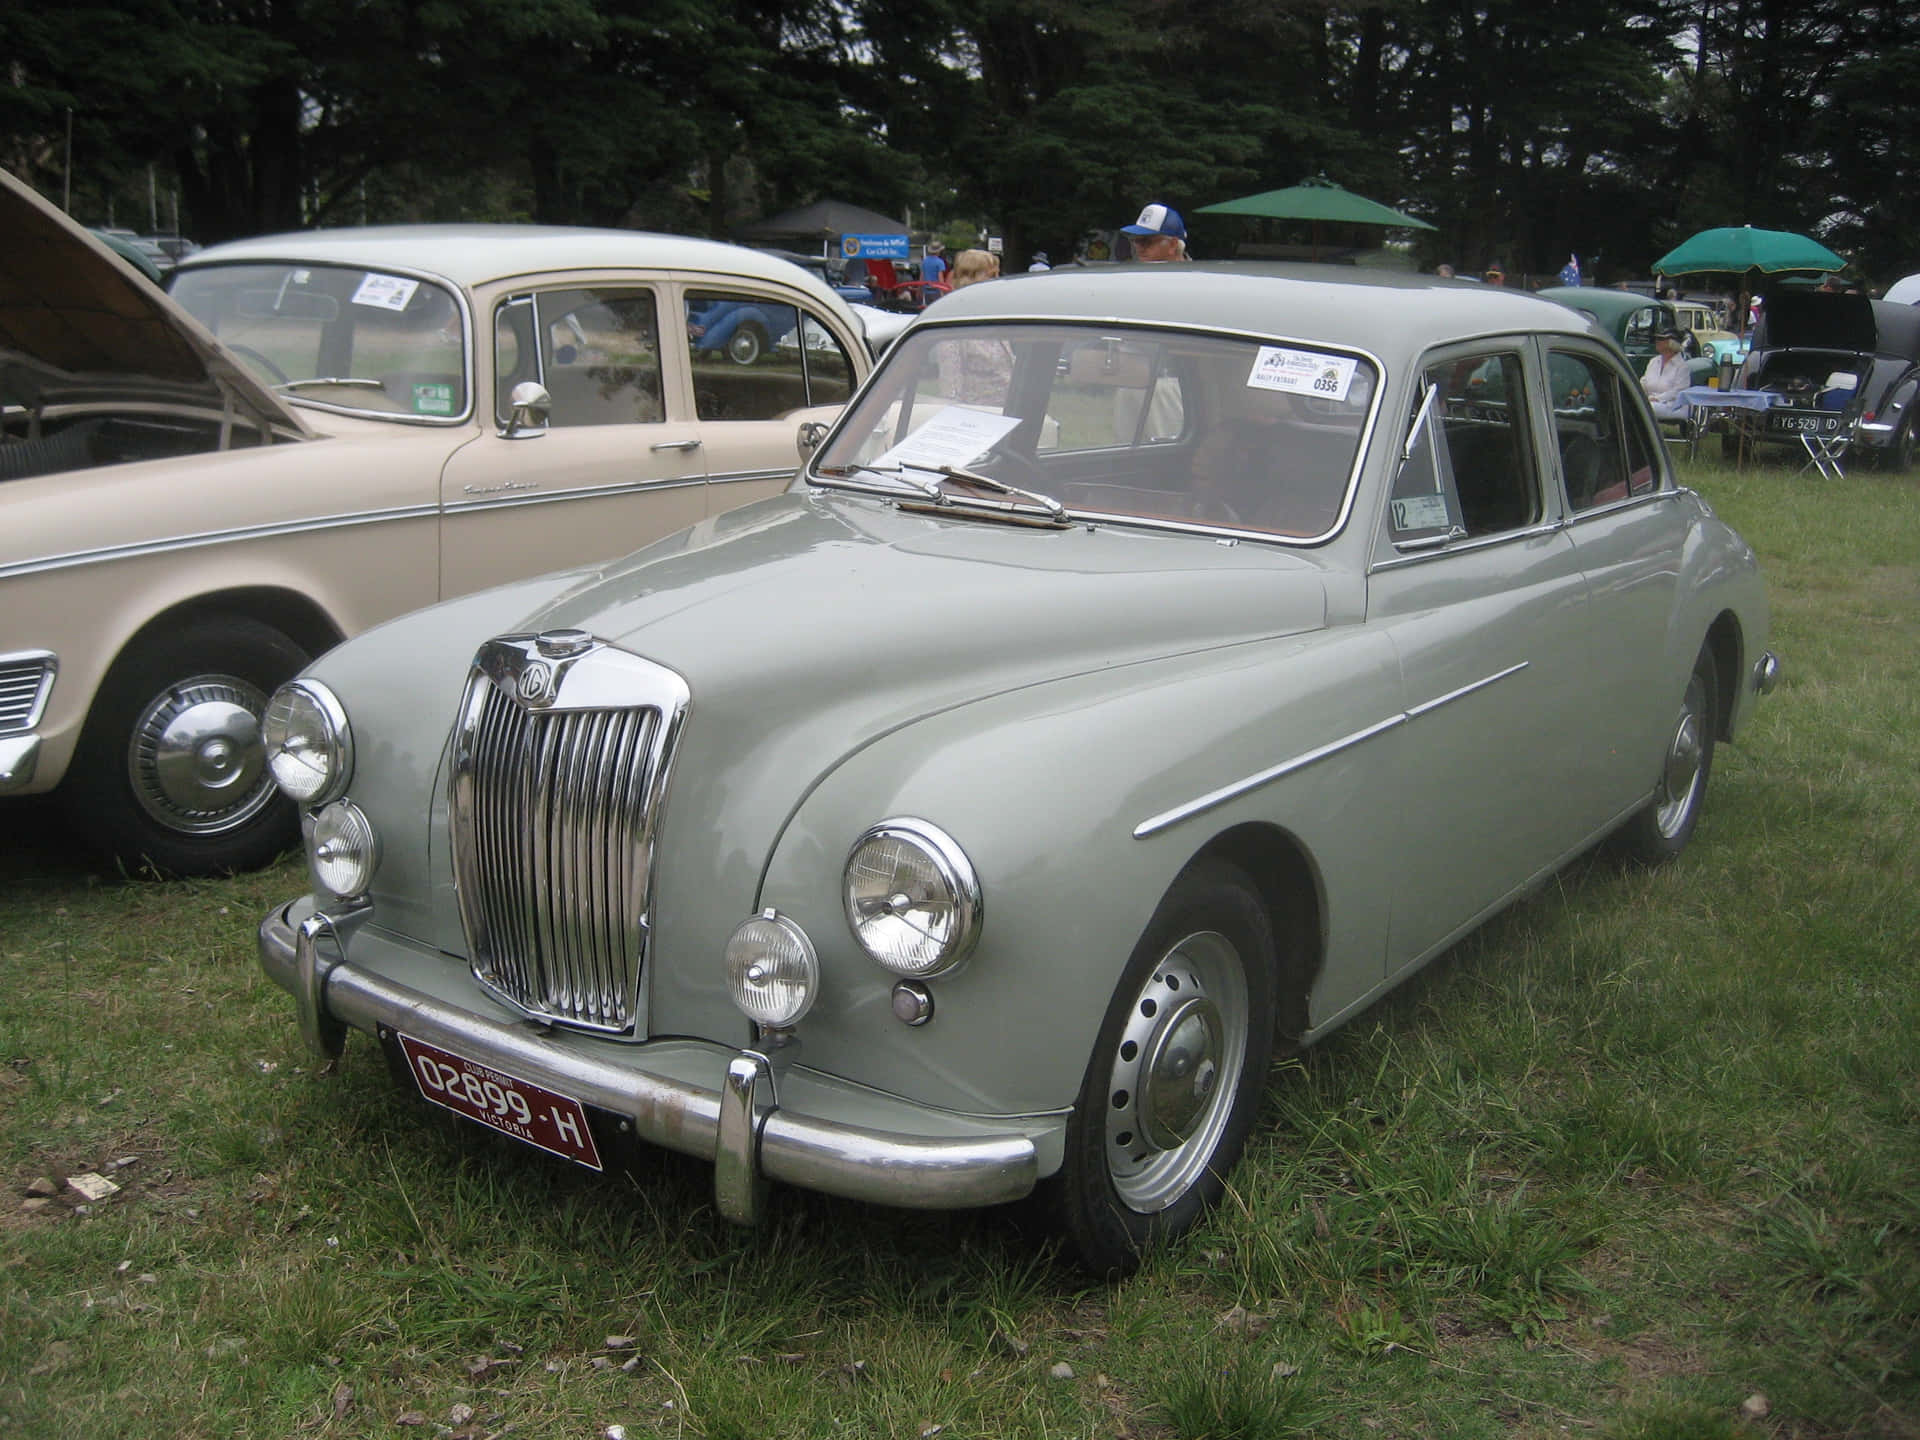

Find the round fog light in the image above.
[
  {"left": 725, "top": 911, "right": 819, "bottom": 1028},
  {"left": 308, "top": 800, "right": 377, "bottom": 898}
]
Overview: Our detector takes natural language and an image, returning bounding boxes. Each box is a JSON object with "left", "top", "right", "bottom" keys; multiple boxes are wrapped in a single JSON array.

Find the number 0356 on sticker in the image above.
[{"left": 398, "top": 1033, "right": 603, "bottom": 1170}]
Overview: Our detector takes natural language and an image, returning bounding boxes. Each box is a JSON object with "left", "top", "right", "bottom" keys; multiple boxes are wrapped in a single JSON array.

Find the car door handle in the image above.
[{"left": 650, "top": 439, "right": 703, "bottom": 453}]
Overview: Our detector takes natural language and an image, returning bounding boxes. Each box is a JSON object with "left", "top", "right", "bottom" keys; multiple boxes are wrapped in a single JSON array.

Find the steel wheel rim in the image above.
[
  {"left": 1103, "top": 929, "right": 1249, "bottom": 1213},
  {"left": 1654, "top": 672, "right": 1708, "bottom": 839},
  {"left": 127, "top": 675, "right": 278, "bottom": 835}
]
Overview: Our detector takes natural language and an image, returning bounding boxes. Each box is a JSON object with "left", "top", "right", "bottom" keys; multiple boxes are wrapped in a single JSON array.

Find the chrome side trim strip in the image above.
[
  {"left": 1133, "top": 714, "right": 1406, "bottom": 839},
  {"left": 1133, "top": 661, "right": 1530, "bottom": 838},
  {"left": 1, "top": 504, "right": 441, "bottom": 581},
  {"left": 442, "top": 475, "right": 710, "bottom": 515}
]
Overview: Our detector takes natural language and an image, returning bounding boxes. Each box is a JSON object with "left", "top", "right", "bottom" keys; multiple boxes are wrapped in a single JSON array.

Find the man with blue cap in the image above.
[{"left": 1123, "top": 203, "right": 1188, "bottom": 262}]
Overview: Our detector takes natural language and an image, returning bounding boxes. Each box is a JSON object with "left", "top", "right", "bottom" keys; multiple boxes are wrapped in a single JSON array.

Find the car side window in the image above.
[
  {"left": 1548, "top": 351, "right": 1662, "bottom": 512},
  {"left": 1401, "top": 352, "right": 1538, "bottom": 539},
  {"left": 495, "top": 288, "right": 662, "bottom": 428},
  {"left": 799, "top": 313, "right": 856, "bottom": 407},
  {"left": 685, "top": 291, "right": 811, "bottom": 421}
]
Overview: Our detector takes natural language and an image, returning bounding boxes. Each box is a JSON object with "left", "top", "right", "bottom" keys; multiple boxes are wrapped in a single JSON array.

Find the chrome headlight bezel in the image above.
[
  {"left": 305, "top": 799, "right": 378, "bottom": 899},
  {"left": 263, "top": 679, "right": 354, "bottom": 807},
  {"left": 724, "top": 910, "right": 820, "bottom": 1028},
  {"left": 843, "top": 818, "right": 982, "bottom": 979}
]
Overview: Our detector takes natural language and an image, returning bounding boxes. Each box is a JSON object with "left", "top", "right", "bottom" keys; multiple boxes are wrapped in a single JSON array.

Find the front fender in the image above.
[{"left": 755, "top": 626, "right": 1402, "bottom": 1117}]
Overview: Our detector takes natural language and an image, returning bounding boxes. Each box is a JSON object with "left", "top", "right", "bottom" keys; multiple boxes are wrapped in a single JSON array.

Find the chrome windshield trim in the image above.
[
  {"left": 1133, "top": 661, "right": 1530, "bottom": 838},
  {"left": 0, "top": 505, "right": 441, "bottom": 581}
]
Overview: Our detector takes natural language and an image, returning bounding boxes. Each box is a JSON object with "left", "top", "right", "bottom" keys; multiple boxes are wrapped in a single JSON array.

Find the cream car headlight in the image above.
[
  {"left": 725, "top": 911, "right": 819, "bottom": 1027},
  {"left": 306, "top": 800, "right": 378, "bottom": 899},
  {"left": 263, "top": 680, "right": 353, "bottom": 806},
  {"left": 843, "top": 818, "right": 982, "bottom": 978}
]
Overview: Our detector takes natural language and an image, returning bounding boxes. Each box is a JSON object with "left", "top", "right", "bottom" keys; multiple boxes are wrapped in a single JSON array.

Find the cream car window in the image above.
[
  {"left": 495, "top": 288, "right": 663, "bottom": 428},
  {"left": 1548, "top": 351, "right": 1663, "bottom": 512},
  {"left": 1389, "top": 352, "right": 1538, "bottom": 545}
]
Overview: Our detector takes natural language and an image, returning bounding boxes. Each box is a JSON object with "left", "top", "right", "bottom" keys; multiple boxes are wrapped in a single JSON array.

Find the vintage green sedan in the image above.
[{"left": 257, "top": 265, "right": 1778, "bottom": 1274}]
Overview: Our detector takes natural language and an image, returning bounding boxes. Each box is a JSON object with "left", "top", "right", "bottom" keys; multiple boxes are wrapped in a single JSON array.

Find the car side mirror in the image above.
[
  {"left": 796, "top": 420, "right": 830, "bottom": 457},
  {"left": 503, "top": 381, "right": 551, "bottom": 439}
]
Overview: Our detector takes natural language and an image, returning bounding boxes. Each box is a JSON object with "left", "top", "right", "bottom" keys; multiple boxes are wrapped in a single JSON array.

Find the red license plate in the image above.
[{"left": 399, "top": 1033, "right": 603, "bottom": 1171}]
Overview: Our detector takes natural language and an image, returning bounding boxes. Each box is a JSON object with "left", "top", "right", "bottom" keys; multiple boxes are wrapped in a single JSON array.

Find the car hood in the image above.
[
  {"left": 517, "top": 490, "right": 1333, "bottom": 732},
  {"left": 0, "top": 168, "right": 307, "bottom": 434}
]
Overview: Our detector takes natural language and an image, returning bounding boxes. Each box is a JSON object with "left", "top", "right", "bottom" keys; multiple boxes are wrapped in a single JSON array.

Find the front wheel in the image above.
[
  {"left": 1614, "top": 645, "right": 1717, "bottom": 864},
  {"left": 64, "top": 616, "right": 310, "bottom": 877},
  {"left": 1049, "top": 860, "right": 1277, "bottom": 1276}
]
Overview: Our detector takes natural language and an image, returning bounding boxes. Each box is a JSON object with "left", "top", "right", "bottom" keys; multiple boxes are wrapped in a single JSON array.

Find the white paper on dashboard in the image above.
[{"left": 873, "top": 406, "right": 1024, "bottom": 473}]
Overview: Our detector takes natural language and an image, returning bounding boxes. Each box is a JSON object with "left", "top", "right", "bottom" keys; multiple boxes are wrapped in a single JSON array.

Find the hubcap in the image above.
[
  {"left": 128, "top": 677, "right": 278, "bottom": 835},
  {"left": 1103, "top": 930, "right": 1249, "bottom": 1213},
  {"left": 1653, "top": 678, "right": 1707, "bottom": 838}
]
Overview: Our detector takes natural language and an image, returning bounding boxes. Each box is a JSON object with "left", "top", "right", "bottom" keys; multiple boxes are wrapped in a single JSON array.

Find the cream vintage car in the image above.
[
  {"left": 0, "top": 168, "right": 867, "bottom": 874},
  {"left": 256, "top": 264, "right": 1778, "bottom": 1274}
]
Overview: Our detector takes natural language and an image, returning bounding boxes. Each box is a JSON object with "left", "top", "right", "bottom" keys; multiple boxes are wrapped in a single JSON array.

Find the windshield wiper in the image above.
[
  {"left": 928, "top": 463, "right": 1069, "bottom": 522},
  {"left": 279, "top": 376, "right": 387, "bottom": 393}
]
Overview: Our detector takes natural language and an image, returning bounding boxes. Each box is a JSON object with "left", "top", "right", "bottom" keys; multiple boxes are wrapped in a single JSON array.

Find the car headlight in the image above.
[
  {"left": 843, "top": 818, "right": 981, "bottom": 978},
  {"left": 725, "top": 911, "right": 819, "bottom": 1028},
  {"left": 263, "top": 680, "right": 353, "bottom": 806},
  {"left": 307, "top": 800, "right": 378, "bottom": 899}
]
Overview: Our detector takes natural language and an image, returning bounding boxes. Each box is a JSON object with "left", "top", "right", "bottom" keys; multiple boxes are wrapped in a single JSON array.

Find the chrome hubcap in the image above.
[
  {"left": 128, "top": 678, "right": 277, "bottom": 834},
  {"left": 1104, "top": 930, "right": 1248, "bottom": 1214},
  {"left": 1654, "top": 677, "right": 1707, "bottom": 838}
]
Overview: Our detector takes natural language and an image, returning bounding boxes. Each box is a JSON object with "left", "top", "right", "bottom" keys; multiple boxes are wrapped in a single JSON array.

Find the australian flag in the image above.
[{"left": 1558, "top": 254, "right": 1582, "bottom": 287}]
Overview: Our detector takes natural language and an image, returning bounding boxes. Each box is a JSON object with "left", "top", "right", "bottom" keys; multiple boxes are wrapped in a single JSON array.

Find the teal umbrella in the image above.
[
  {"left": 1196, "top": 177, "right": 1435, "bottom": 230},
  {"left": 1652, "top": 225, "right": 1844, "bottom": 276}
]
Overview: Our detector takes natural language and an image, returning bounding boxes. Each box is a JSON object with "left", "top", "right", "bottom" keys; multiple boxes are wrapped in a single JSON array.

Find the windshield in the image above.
[
  {"left": 169, "top": 263, "right": 469, "bottom": 422},
  {"left": 812, "top": 323, "right": 1376, "bottom": 539}
]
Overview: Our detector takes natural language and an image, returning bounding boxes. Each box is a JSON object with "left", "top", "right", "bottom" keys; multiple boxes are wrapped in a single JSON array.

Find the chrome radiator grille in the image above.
[{"left": 449, "top": 633, "right": 689, "bottom": 1036}]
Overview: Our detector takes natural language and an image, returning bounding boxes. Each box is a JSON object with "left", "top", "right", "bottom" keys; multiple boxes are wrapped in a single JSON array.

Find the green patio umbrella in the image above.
[
  {"left": 1651, "top": 225, "right": 1844, "bottom": 276},
  {"left": 1196, "top": 177, "right": 1434, "bottom": 261},
  {"left": 1197, "top": 177, "right": 1435, "bottom": 229}
]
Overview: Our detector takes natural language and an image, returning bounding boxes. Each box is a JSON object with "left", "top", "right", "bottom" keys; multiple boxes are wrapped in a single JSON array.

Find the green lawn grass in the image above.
[{"left": 3, "top": 450, "right": 1915, "bottom": 1439}]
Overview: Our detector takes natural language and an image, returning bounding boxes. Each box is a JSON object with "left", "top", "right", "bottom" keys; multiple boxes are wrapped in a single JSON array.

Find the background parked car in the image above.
[
  {"left": 1537, "top": 286, "right": 1716, "bottom": 383},
  {"left": 1, "top": 167, "right": 868, "bottom": 875},
  {"left": 254, "top": 265, "right": 1776, "bottom": 1274},
  {"left": 1739, "top": 289, "right": 1920, "bottom": 469}
]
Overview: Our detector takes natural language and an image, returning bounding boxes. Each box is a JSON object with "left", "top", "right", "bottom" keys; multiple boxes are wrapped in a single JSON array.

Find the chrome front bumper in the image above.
[{"left": 258, "top": 900, "right": 1042, "bottom": 1221}]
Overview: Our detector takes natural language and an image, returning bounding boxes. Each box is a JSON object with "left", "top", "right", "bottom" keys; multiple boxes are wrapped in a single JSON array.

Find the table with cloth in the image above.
[{"left": 1676, "top": 386, "right": 1777, "bottom": 467}]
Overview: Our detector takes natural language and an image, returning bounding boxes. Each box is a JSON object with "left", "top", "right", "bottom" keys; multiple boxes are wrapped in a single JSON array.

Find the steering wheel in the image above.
[{"left": 227, "top": 344, "right": 290, "bottom": 385}]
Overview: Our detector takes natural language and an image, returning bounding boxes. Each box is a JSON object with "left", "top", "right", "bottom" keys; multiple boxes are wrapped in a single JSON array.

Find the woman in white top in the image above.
[{"left": 1641, "top": 329, "right": 1691, "bottom": 419}]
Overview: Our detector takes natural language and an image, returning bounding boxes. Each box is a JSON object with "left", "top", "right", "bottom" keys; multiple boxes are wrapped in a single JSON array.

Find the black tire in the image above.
[
  {"left": 725, "top": 322, "right": 767, "bottom": 366},
  {"left": 1880, "top": 416, "right": 1915, "bottom": 474},
  {"left": 64, "top": 616, "right": 310, "bottom": 877},
  {"left": 1614, "top": 645, "right": 1717, "bottom": 864},
  {"left": 1049, "top": 859, "right": 1277, "bottom": 1276}
]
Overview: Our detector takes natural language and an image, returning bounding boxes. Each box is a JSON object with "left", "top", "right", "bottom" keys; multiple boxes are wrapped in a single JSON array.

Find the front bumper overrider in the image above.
[{"left": 258, "top": 899, "right": 1043, "bottom": 1221}]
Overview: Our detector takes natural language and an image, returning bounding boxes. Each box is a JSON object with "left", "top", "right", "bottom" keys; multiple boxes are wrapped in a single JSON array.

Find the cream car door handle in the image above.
[{"left": 650, "top": 439, "right": 703, "bottom": 452}]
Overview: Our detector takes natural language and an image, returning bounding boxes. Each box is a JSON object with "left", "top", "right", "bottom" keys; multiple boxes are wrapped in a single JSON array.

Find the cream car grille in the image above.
[
  {"left": 448, "top": 634, "right": 689, "bottom": 1036},
  {"left": 0, "top": 653, "right": 56, "bottom": 731}
]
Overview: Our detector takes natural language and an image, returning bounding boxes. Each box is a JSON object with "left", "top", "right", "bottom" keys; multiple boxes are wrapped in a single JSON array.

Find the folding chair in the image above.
[{"left": 1796, "top": 422, "right": 1852, "bottom": 480}]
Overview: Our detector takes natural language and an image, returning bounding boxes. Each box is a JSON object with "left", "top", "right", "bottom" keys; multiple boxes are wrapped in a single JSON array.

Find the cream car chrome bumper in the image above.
[
  {"left": 258, "top": 899, "right": 1042, "bottom": 1221},
  {"left": 0, "top": 732, "right": 40, "bottom": 792}
]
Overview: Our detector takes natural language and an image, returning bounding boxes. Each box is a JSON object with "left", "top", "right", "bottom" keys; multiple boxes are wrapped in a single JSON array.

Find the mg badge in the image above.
[{"left": 517, "top": 660, "right": 553, "bottom": 704}]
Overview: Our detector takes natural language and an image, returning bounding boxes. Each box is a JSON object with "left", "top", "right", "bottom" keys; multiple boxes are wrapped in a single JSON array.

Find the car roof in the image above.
[
  {"left": 920, "top": 264, "right": 1598, "bottom": 355},
  {"left": 176, "top": 224, "right": 854, "bottom": 310},
  {"left": 1536, "top": 286, "right": 1668, "bottom": 322}
]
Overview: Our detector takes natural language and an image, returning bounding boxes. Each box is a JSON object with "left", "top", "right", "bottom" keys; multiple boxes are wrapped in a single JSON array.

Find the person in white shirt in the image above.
[{"left": 1641, "top": 328, "right": 1691, "bottom": 419}]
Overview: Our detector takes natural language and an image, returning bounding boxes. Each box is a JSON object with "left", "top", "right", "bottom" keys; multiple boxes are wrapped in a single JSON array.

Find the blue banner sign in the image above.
[{"left": 841, "top": 232, "right": 909, "bottom": 260}]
